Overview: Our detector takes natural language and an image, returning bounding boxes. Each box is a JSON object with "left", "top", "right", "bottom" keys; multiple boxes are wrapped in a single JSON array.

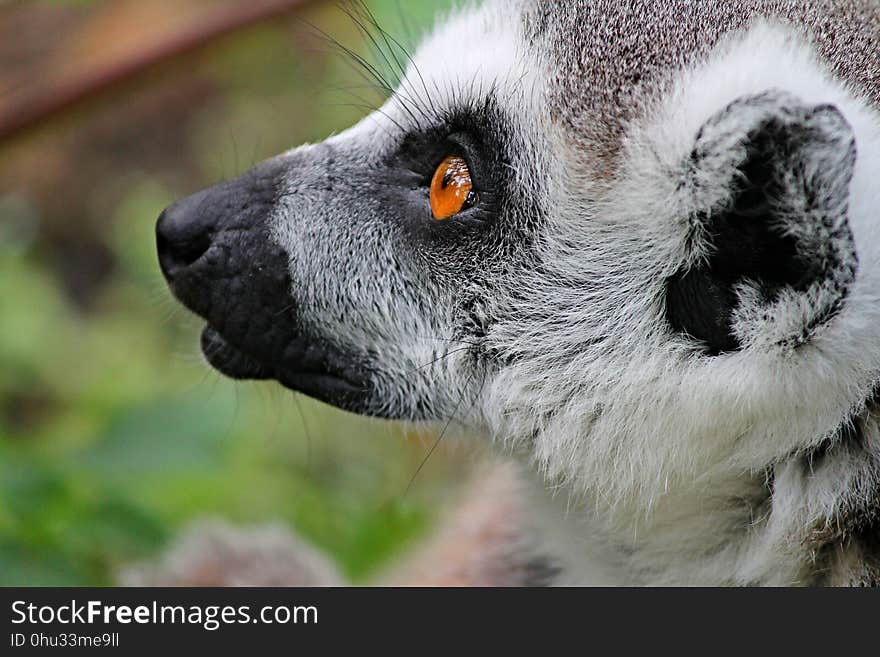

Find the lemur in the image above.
[{"left": 155, "top": 0, "right": 880, "bottom": 585}]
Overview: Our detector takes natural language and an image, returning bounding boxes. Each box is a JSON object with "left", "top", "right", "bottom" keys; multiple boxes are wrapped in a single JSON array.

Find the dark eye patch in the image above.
[{"left": 386, "top": 106, "right": 507, "bottom": 223}]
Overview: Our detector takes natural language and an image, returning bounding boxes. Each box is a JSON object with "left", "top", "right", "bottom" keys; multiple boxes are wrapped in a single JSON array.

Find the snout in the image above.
[
  {"left": 155, "top": 159, "right": 291, "bottom": 319},
  {"left": 154, "top": 156, "right": 377, "bottom": 414},
  {"left": 156, "top": 158, "right": 284, "bottom": 287},
  {"left": 154, "top": 158, "right": 296, "bottom": 374}
]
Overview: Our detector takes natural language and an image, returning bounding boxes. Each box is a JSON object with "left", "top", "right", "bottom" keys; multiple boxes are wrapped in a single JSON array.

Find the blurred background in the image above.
[{"left": 0, "top": 0, "right": 473, "bottom": 585}]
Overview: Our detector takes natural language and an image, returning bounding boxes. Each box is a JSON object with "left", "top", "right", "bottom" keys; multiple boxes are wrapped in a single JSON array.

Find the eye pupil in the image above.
[{"left": 431, "top": 155, "right": 474, "bottom": 220}]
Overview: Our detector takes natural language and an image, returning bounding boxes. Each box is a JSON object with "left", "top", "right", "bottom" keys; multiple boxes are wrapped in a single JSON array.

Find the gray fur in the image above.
[{"left": 524, "top": 0, "right": 880, "bottom": 175}]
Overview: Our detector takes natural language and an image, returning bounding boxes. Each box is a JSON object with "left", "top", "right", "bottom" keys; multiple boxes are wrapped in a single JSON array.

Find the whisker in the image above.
[
  {"left": 403, "top": 371, "right": 484, "bottom": 497},
  {"left": 292, "top": 393, "right": 314, "bottom": 473},
  {"left": 411, "top": 334, "right": 483, "bottom": 347},
  {"left": 405, "top": 346, "right": 473, "bottom": 375},
  {"left": 356, "top": 2, "right": 439, "bottom": 123}
]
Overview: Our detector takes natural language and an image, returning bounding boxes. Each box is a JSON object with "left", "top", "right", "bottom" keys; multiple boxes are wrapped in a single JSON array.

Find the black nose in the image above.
[
  {"left": 157, "top": 156, "right": 288, "bottom": 283},
  {"left": 156, "top": 191, "right": 216, "bottom": 280}
]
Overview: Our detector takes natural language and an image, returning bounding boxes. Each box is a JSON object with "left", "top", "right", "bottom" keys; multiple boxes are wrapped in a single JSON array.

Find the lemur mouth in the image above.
[
  {"left": 199, "top": 325, "right": 377, "bottom": 415},
  {"left": 200, "top": 326, "right": 272, "bottom": 380}
]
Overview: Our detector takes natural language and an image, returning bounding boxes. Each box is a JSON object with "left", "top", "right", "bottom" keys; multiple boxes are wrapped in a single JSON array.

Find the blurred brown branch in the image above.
[{"left": 0, "top": 0, "right": 322, "bottom": 145}]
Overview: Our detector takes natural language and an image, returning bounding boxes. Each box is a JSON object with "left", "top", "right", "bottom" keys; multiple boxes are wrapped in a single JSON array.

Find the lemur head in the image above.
[{"left": 157, "top": 1, "right": 880, "bottom": 505}]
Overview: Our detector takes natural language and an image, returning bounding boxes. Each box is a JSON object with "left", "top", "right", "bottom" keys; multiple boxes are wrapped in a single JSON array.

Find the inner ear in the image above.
[{"left": 666, "top": 92, "right": 858, "bottom": 355}]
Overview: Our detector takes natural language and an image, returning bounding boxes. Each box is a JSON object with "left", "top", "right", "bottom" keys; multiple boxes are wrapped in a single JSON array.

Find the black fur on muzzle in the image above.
[{"left": 156, "top": 157, "right": 377, "bottom": 415}]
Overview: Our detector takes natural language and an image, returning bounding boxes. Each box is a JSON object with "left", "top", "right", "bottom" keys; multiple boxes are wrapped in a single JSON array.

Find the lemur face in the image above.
[
  {"left": 158, "top": 0, "right": 880, "bottom": 499},
  {"left": 158, "top": 1, "right": 546, "bottom": 420},
  {"left": 157, "top": 1, "right": 541, "bottom": 419}
]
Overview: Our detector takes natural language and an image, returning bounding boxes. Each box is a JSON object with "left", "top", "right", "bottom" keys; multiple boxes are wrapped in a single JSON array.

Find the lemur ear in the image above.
[{"left": 666, "top": 90, "right": 858, "bottom": 354}]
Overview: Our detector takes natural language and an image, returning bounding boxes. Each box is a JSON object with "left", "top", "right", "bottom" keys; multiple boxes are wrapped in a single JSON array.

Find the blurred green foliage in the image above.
[{"left": 0, "top": 0, "right": 462, "bottom": 585}]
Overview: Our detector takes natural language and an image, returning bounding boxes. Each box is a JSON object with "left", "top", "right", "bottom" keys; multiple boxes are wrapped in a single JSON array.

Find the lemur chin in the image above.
[{"left": 157, "top": 1, "right": 880, "bottom": 585}]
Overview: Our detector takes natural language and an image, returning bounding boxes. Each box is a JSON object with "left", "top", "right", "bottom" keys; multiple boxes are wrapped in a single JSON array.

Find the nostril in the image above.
[{"left": 156, "top": 205, "right": 214, "bottom": 278}]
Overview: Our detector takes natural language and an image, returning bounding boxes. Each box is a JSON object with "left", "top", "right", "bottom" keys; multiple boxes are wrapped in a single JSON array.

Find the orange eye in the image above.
[{"left": 430, "top": 155, "right": 476, "bottom": 220}]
